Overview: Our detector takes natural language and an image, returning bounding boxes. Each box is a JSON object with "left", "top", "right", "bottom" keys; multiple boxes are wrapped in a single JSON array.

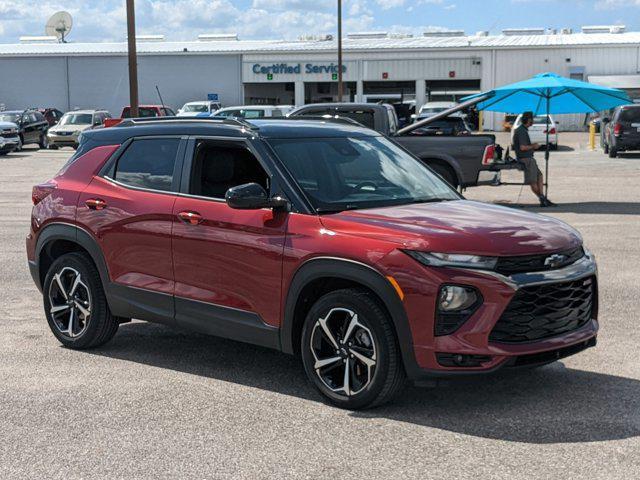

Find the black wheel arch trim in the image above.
[
  {"left": 34, "top": 222, "right": 111, "bottom": 292},
  {"left": 281, "top": 256, "right": 423, "bottom": 379}
]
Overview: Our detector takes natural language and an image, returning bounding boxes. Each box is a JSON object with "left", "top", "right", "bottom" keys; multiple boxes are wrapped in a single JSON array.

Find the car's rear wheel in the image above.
[
  {"left": 43, "top": 252, "right": 119, "bottom": 349},
  {"left": 430, "top": 163, "right": 458, "bottom": 189},
  {"left": 301, "top": 288, "right": 405, "bottom": 409}
]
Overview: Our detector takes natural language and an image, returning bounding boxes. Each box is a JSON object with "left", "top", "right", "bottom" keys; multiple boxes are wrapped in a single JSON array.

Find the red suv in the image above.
[{"left": 27, "top": 117, "right": 598, "bottom": 409}]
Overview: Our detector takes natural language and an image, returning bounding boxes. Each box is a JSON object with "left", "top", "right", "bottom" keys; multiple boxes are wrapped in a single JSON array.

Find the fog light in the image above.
[
  {"left": 435, "top": 285, "right": 482, "bottom": 336},
  {"left": 438, "top": 285, "right": 478, "bottom": 311}
]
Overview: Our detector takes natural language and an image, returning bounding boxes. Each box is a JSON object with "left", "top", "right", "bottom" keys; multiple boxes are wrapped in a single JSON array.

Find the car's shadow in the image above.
[
  {"left": 89, "top": 321, "right": 640, "bottom": 445},
  {"left": 495, "top": 201, "right": 640, "bottom": 215}
]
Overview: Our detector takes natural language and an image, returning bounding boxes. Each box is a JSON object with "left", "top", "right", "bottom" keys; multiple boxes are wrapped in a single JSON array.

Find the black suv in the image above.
[
  {"left": 0, "top": 109, "right": 50, "bottom": 151},
  {"left": 603, "top": 104, "right": 640, "bottom": 158}
]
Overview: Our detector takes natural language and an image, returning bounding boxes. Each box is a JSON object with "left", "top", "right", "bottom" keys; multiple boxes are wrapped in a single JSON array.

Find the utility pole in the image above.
[
  {"left": 126, "top": 0, "right": 139, "bottom": 117},
  {"left": 337, "top": 0, "right": 343, "bottom": 101}
]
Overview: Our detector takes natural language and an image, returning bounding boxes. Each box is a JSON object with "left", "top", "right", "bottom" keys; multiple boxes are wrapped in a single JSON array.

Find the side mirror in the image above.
[{"left": 225, "top": 183, "right": 288, "bottom": 210}]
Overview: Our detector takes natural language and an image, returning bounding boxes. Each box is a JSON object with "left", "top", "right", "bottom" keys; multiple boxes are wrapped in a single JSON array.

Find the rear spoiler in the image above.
[{"left": 396, "top": 93, "right": 493, "bottom": 136}]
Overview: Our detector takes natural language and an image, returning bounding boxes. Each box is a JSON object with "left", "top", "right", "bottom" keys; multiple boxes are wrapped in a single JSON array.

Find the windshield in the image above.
[
  {"left": 183, "top": 104, "right": 209, "bottom": 113},
  {"left": 0, "top": 113, "right": 20, "bottom": 123},
  {"left": 122, "top": 107, "right": 158, "bottom": 118},
  {"left": 420, "top": 107, "right": 447, "bottom": 115},
  {"left": 60, "top": 113, "right": 92, "bottom": 125},
  {"left": 269, "top": 136, "right": 459, "bottom": 213}
]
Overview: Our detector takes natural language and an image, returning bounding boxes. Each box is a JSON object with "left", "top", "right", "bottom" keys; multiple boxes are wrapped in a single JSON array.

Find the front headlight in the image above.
[{"left": 404, "top": 251, "right": 498, "bottom": 270}]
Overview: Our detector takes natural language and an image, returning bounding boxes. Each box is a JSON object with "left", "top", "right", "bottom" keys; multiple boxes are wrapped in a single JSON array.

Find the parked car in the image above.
[
  {"left": 36, "top": 108, "right": 65, "bottom": 127},
  {"left": 27, "top": 117, "right": 598, "bottom": 409},
  {"left": 602, "top": 104, "right": 640, "bottom": 158},
  {"left": 416, "top": 101, "right": 458, "bottom": 119},
  {"left": 213, "top": 105, "right": 288, "bottom": 119},
  {"left": 177, "top": 101, "right": 222, "bottom": 117},
  {"left": 104, "top": 105, "right": 176, "bottom": 128},
  {"left": 0, "top": 120, "right": 21, "bottom": 155},
  {"left": 288, "top": 103, "right": 500, "bottom": 189},
  {"left": 408, "top": 116, "right": 473, "bottom": 136},
  {"left": 0, "top": 109, "right": 49, "bottom": 150},
  {"left": 47, "top": 110, "right": 111, "bottom": 149},
  {"left": 513, "top": 114, "right": 559, "bottom": 149}
]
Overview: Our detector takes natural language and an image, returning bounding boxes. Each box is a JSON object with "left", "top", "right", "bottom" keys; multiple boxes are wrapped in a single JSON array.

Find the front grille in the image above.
[
  {"left": 495, "top": 246, "right": 584, "bottom": 275},
  {"left": 489, "top": 276, "right": 595, "bottom": 343},
  {"left": 1, "top": 130, "right": 17, "bottom": 138}
]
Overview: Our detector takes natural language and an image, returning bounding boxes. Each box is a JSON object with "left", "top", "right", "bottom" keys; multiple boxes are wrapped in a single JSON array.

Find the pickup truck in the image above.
[
  {"left": 104, "top": 105, "right": 176, "bottom": 128},
  {"left": 288, "top": 102, "right": 500, "bottom": 189}
]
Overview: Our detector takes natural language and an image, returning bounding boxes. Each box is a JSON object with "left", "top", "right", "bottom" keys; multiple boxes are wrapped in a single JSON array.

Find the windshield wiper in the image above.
[{"left": 407, "top": 197, "right": 455, "bottom": 204}]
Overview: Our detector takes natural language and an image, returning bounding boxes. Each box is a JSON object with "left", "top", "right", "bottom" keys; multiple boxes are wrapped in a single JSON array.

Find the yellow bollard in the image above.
[
  {"left": 589, "top": 122, "right": 596, "bottom": 150},
  {"left": 478, "top": 110, "right": 483, "bottom": 132}
]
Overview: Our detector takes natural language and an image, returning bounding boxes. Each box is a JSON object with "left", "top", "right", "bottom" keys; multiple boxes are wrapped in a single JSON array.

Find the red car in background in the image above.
[
  {"left": 26, "top": 117, "right": 598, "bottom": 409},
  {"left": 103, "top": 104, "right": 176, "bottom": 127}
]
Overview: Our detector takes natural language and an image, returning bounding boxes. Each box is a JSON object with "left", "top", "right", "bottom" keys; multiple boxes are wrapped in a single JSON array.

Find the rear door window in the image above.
[
  {"left": 113, "top": 138, "right": 181, "bottom": 192},
  {"left": 335, "top": 109, "right": 376, "bottom": 129}
]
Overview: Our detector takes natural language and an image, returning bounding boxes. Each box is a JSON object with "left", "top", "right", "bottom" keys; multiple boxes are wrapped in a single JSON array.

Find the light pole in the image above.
[
  {"left": 126, "top": 0, "right": 139, "bottom": 117},
  {"left": 337, "top": 0, "right": 343, "bottom": 101}
]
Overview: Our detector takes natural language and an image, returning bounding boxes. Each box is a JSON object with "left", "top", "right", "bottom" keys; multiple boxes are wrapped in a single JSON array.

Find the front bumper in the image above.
[
  {"left": 48, "top": 132, "right": 80, "bottom": 146},
  {"left": 0, "top": 136, "right": 20, "bottom": 152},
  {"left": 385, "top": 250, "right": 599, "bottom": 379}
]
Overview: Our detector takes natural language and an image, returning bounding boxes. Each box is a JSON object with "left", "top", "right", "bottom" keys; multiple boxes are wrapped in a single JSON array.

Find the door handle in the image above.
[
  {"left": 178, "top": 211, "right": 203, "bottom": 225},
  {"left": 85, "top": 198, "right": 107, "bottom": 210}
]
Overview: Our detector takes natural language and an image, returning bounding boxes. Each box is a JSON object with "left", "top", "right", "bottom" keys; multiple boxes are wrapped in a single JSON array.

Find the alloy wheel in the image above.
[
  {"left": 309, "top": 307, "right": 377, "bottom": 396},
  {"left": 47, "top": 266, "right": 92, "bottom": 338}
]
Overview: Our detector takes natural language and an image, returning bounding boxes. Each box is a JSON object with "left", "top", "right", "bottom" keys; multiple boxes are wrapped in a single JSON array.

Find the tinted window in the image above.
[
  {"left": 114, "top": 138, "right": 180, "bottom": 192},
  {"left": 619, "top": 108, "right": 640, "bottom": 122},
  {"left": 335, "top": 109, "right": 375, "bottom": 129},
  {"left": 189, "top": 140, "right": 269, "bottom": 199},
  {"left": 241, "top": 110, "right": 265, "bottom": 118},
  {"left": 271, "top": 109, "right": 284, "bottom": 118}
]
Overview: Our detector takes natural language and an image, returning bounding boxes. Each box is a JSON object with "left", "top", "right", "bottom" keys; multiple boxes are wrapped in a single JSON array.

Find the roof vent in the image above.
[
  {"left": 19, "top": 35, "right": 58, "bottom": 44},
  {"left": 346, "top": 31, "right": 388, "bottom": 39},
  {"left": 197, "top": 33, "right": 239, "bottom": 41},
  {"left": 297, "top": 34, "right": 333, "bottom": 42},
  {"left": 582, "top": 25, "right": 625, "bottom": 34},
  {"left": 388, "top": 32, "right": 413, "bottom": 39},
  {"left": 423, "top": 30, "right": 465, "bottom": 37},
  {"left": 475, "top": 30, "right": 489, "bottom": 37},
  {"left": 502, "top": 28, "right": 545, "bottom": 36}
]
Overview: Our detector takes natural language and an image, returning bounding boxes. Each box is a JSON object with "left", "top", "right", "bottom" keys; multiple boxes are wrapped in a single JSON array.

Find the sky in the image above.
[{"left": 0, "top": 0, "right": 639, "bottom": 44}]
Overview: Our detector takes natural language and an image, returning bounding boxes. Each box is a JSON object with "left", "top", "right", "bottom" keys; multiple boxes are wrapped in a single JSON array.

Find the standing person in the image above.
[{"left": 512, "top": 111, "right": 556, "bottom": 207}]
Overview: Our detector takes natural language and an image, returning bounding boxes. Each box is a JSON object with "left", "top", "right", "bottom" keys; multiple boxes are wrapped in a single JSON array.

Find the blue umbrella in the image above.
[{"left": 462, "top": 72, "right": 631, "bottom": 195}]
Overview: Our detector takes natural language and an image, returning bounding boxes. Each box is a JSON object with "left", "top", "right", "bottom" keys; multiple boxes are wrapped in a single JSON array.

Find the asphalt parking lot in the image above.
[{"left": 1, "top": 144, "right": 639, "bottom": 479}]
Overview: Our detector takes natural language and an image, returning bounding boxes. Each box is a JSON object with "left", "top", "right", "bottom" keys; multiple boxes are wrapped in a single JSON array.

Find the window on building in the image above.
[{"left": 114, "top": 138, "right": 180, "bottom": 192}]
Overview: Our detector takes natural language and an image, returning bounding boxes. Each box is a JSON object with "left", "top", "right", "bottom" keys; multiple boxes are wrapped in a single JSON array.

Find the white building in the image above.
[{"left": 1, "top": 26, "right": 640, "bottom": 131}]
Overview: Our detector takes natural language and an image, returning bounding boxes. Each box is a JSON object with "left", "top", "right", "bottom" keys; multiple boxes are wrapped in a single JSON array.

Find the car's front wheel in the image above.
[
  {"left": 39, "top": 133, "right": 49, "bottom": 149},
  {"left": 43, "top": 252, "right": 119, "bottom": 349},
  {"left": 301, "top": 288, "right": 405, "bottom": 409}
]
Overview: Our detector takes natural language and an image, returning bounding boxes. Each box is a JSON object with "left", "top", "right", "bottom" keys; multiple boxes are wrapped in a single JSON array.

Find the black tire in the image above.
[
  {"left": 43, "top": 252, "right": 119, "bottom": 349},
  {"left": 38, "top": 133, "right": 49, "bottom": 149},
  {"left": 48, "top": 144, "right": 59, "bottom": 150},
  {"left": 430, "top": 163, "right": 458, "bottom": 188},
  {"left": 301, "top": 288, "right": 405, "bottom": 409},
  {"left": 16, "top": 135, "right": 23, "bottom": 152},
  {"left": 609, "top": 147, "right": 617, "bottom": 158}
]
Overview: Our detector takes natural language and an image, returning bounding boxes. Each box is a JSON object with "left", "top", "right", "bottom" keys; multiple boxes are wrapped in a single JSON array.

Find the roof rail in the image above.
[{"left": 115, "top": 116, "right": 258, "bottom": 130}]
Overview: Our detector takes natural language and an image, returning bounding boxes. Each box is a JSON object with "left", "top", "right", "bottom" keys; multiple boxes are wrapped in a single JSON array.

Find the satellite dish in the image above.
[{"left": 45, "top": 11, "right": 73, "bottom": 43}]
